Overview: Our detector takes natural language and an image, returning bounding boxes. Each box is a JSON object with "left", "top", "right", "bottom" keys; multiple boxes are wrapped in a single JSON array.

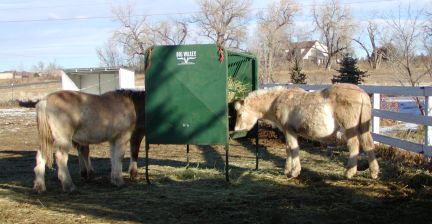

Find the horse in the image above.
[
  {"left": 75, "top": 91, "right": 145, "bottom": 181},
  {"left": 234, "top": 83, "right": 379, "bottom": 179},
  {"left": 33, "top": 89, "right": 145, "bottom": 193}
]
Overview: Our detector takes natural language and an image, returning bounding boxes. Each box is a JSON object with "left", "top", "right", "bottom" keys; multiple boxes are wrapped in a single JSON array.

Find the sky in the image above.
[{"left": 0, "top": 0, "right": 430, "bottom": 72}]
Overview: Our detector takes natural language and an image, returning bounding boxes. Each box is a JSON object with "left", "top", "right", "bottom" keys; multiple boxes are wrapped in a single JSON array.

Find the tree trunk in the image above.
[{"left": 325, "top": 55, "right": 333, "bottom": 70}]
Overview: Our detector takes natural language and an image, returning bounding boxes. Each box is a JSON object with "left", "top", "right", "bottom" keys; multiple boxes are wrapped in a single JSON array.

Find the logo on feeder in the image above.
[{"left": 176, "top": 51, "right": 197, "bottom": 65}]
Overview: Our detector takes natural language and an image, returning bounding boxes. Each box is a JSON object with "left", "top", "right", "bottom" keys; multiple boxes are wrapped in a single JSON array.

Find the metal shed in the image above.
[
  {"left": 144, "top": 44, "right": 259, "bottom": 181},
  {"left": 61, "top": 67, "right": 135, "bottom": 94}
]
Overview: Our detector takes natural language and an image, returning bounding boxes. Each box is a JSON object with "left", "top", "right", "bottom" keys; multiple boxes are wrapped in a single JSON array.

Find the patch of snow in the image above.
[
  {"left": 0, "top": 108, "right": 35, "bottom": 118},
  {"left": 380, "top": 123, "right": 419, "bottom": 134}
]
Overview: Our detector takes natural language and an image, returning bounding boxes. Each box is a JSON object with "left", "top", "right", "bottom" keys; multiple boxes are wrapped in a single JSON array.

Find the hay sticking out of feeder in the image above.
[{"left": 227, "top": 76, "right": 250, "bottom": 102}]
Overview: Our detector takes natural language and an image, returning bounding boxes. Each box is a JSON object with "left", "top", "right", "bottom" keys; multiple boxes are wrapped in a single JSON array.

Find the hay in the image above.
[{"left": 227, "top": 76, "right": 250, "bottom": 102}]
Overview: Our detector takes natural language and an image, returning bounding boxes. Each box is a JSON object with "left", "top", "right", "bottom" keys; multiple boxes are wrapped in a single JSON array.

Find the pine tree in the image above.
[
  {"left": 332, "top": 55, "right": 368, "bottom": 84},
  {"left": 290, "top": 60, "right": 307, "bottom": 84}
]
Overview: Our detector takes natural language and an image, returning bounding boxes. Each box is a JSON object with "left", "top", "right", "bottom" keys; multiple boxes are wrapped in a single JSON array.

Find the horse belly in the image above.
[
  {"left": 72, "top": 130, "right": 112, "bottom": 144},
  {"left": 293, "top": 104, "right": 338, "bottom": 140},
  {"left": 73, "top": 121, "right": 133, "bottom": 145}
]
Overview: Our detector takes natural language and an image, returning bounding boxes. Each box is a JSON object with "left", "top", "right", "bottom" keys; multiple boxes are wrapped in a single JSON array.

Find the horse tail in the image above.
[
  {"left": 36, "top": 99, "right": 54, "bottom": 168},
  {"left": 358, "top": 92, "right": 374, "bottom": 150}
]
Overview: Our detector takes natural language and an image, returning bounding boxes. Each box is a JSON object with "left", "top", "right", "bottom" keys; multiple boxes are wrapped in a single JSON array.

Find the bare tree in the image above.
[
  {"left": 31, "top": 61, "right": 45, "bottom": 76},
  {"left": 255, "top": 0, "right": 299, "bottom": 84},
  {"left": 30, "top": 60, "right": 62, "bottom": 77},
  {"left": 193, "top": 0, "right": 251, "bottom": 48},
  {"left": 152, "top": 19, "right": 188, "bottom": 45},
  {"left": 111, "top": 3, "right": 154, "bottom": 70},
  {"left": 45, "top": 60, "right": 62, "bottom": 77},
  {"left": 386, "top": 6, "right": 425, "bottom": 114},
  {"left": 423, "top": 11, "right": 432, "bottom": 77},
  {"left": 106, "top": 3, "right": 191, "bottom": 71},
  {"left": 312, "top": 0, "right": 356, "bottom": 70},
  {"left": 96, "top": 38, "right": 123, "bottom": 68},
  {"left": 353, "top": 20, "right": 384, "bottom": 69}
]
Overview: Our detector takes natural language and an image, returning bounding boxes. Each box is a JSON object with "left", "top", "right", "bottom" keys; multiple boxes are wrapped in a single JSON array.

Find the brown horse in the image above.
[
  {"left": 34, "top": 89, "right": 145, "bottom": 193},
  {"left": 234, "top": 83, "right": 379, "bottom": 179},
  {"left": 75, "top": 91, "right": 145, "bottom": 181}
]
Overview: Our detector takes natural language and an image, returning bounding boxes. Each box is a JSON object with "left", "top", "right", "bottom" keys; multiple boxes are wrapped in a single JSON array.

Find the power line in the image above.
[
  {"left": 0, "top": 0, "right": 403, "bottom": 24},
  {"left": 0, "top": 2, "right": 113, "bottom": 11},
  {"left": 0, "top": 11, "right": 201, "bottom": 23}
]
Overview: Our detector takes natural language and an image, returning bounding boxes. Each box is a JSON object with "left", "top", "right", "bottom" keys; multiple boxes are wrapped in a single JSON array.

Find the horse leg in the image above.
[
  {"left": 128, "top": 129, "right": 144, "bottom": 180},
  {"left": 33, "top": 150, "right": 47, "bottom": 193},
  {"left": 284, "top": 144, "right": 293, "bottom": 177},
  {"left": 77, "top": 144, "right": 95, "bottom": 180},
  {"left": 55, "top": 148, "right": 76, "bottom": 192},
  {"left": 285, "top": 132, "right": 301, "bottom": 178},
  {"left": 345, "top": 133, "right": 360, "bottom": 179},
  {"left": 109, "top": 139, "right": 127, "bottom": 187},
  {"left": 359, "top": 132, "right": 379, "bottom": 179}
]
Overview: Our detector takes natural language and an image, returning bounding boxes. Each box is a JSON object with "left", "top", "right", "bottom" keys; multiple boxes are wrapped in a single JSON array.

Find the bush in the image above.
[
  {"left": 332, "top": 55, "right": 368, "bottom": 84},
  {"left": 290, "top": 60, "right": 307, "bottom": 84}
]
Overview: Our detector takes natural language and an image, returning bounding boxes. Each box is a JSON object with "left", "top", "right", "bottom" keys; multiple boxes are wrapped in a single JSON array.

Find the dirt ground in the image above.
[{"left": 1, "top": 106, "right": 432, "bottom": 224}]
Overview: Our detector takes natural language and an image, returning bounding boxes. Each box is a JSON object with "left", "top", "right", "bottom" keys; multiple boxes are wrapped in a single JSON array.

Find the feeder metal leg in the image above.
[
  {"left": 225, "top": 144, "right": 229, "bottom": 182},
  {"left": 186, "top": 144, "right": 190, "bottom": 168},
  {"left": 145, "top": 142, "right": 150, "bottom": 185},
  {"left": 255, "top": 123, "right": 259, "bottom": 170}
]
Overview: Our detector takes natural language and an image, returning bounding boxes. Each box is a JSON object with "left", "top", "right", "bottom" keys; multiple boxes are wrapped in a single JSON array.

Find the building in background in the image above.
[
  {"left": 285, "top": 40, "right": 329, "bottom": 65},
  {"left": 61, "top": 67, "right": 135, "bottom": 95},
  {"left": 0, "top": 71, "right": 16, "bottom": 80}
]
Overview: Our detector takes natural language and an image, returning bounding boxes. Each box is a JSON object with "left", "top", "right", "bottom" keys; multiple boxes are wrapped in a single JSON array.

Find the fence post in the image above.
[
  {"left": 11, "top": 82, "right": 14, "bottom": 101},
  {"left": 372, "top": 93, "right": 380, "bottom": 135},
  {"left": 424, "top": 88, "right": 432, "bottom": 156}
]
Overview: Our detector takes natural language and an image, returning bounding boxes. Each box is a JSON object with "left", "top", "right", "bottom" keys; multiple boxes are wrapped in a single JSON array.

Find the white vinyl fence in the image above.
[{"left": 263, "top": 84, "right": 432, "bottom": 157}]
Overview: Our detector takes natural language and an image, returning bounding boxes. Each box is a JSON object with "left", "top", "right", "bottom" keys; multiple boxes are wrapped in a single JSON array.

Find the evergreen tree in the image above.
[
  {"left": 290, "top": 60, "right": 307, "bottom": 84},
  {"left": 332, "top": 55, "right": 368, "bottom": 84}
]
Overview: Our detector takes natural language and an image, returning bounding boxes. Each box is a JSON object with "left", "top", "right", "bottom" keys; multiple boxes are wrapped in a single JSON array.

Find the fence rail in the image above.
[
  {"left": 262, "top": 83, "right": 432, "bottom": 157},
  {"left": 0, "top": 80, "right": 61, "bottom": 102}
]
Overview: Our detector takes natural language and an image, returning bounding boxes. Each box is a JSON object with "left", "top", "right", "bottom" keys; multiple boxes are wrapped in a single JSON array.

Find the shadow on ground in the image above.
[{"left": 1, "top": 138, "right": 432, "bottom": 223}]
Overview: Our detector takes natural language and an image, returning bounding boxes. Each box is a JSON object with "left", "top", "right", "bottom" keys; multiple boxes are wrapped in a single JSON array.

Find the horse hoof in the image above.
[
  {"left": 111, "top": 177, "right": 125, "bottom": 187},
  {"left": 81, "top": 171, "right": 87, "bottom": 179},
  {"left": 33, "top": 182, "right": 46, "bottom": 193},
  {"left": 370, "top": 163, "right": 379, "bottom": 180},
  {"left": 88, "top": 170, "right": 95, "bottom": 179},
  {"left": 81, "top": 170, "right": 95, "bottom": 181},
  {"left": 63, "top": 184, "right": 77, "bottom": 193},
  {"left": 370, "top": 170, "right": 379, "bottom": 179},
  {"left": 289, "top": 170, "right": 301, "bottom": 178},
  {"left": 284, "top": 169, "right": 292, "bottom": 177},
  {"left": 345, "top": 168, "right": 357, "bottom": 179},
  {"left": 129, "top": 169, "right": 138, "bottom": 181}
]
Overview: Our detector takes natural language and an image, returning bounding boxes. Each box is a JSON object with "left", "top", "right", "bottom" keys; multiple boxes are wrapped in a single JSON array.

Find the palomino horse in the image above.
[
  {"left": 234, "top": 83, "right": 379, "bottom": 179},
  {"left": 34, "top": 89, "right": 145, "bottom": 193}
]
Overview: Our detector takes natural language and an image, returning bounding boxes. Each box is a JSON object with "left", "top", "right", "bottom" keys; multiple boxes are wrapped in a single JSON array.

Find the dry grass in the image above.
[
  {"left": 273, "top": 62, "right": 432, "bottom": 85},
  {"left": 1, "top": 111, "right": 432, "bottom": 223},
  {"left": 1, "top": 73, "right": 432, "bottom": 223},
  {"left": 0, "top": 100, "right": 19, "bottom": 108}
]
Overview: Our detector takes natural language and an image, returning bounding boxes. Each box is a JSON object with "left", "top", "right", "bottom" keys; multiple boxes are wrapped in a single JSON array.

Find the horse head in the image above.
[{"left": 234, "top": 100, "right": 259, "bottom": 131}]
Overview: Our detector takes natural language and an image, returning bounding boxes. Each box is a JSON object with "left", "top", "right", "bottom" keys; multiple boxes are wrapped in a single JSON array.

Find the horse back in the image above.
[
  {"left": 272, "top": 84, "right": 371, "bottom": 140},
  {"left": 324, "top": 84, "right": 371, "bottom": 120},
  {"left": 45, "top": 90, "right": 137, "bottom": 144},
  {"left": 272, "top": 89, "right": 336, "bottom": 139}
]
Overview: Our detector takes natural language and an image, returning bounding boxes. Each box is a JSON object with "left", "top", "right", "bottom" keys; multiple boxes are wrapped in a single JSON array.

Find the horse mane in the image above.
[
  {"left": 115, "top": 89, "right": 145, "bottom": 96},
  {"left": 113, "top": 89, "right": 146, "bottom": 115},
  {"left": 245, "top": 86, "right": 287, "bottom": 102},
  {"left": 114, "top": 89, "right": 146, "bottom": 101}
]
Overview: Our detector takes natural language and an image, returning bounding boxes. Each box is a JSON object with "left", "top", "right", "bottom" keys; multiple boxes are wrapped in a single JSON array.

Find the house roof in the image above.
[
  {"left": 289, "top": 40, "right": 317, "bottom": 50},
  {"left": 63, "top": 67, "right": 134, "bottom": 75},
  {"left": 284, "top": 40, "right": 328, "bottom": 59}
]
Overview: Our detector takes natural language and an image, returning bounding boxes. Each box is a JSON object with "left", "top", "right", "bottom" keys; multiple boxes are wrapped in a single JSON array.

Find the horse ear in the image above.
[{"left": 234, "top": 100, "right": 244, "bottom": 110}]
